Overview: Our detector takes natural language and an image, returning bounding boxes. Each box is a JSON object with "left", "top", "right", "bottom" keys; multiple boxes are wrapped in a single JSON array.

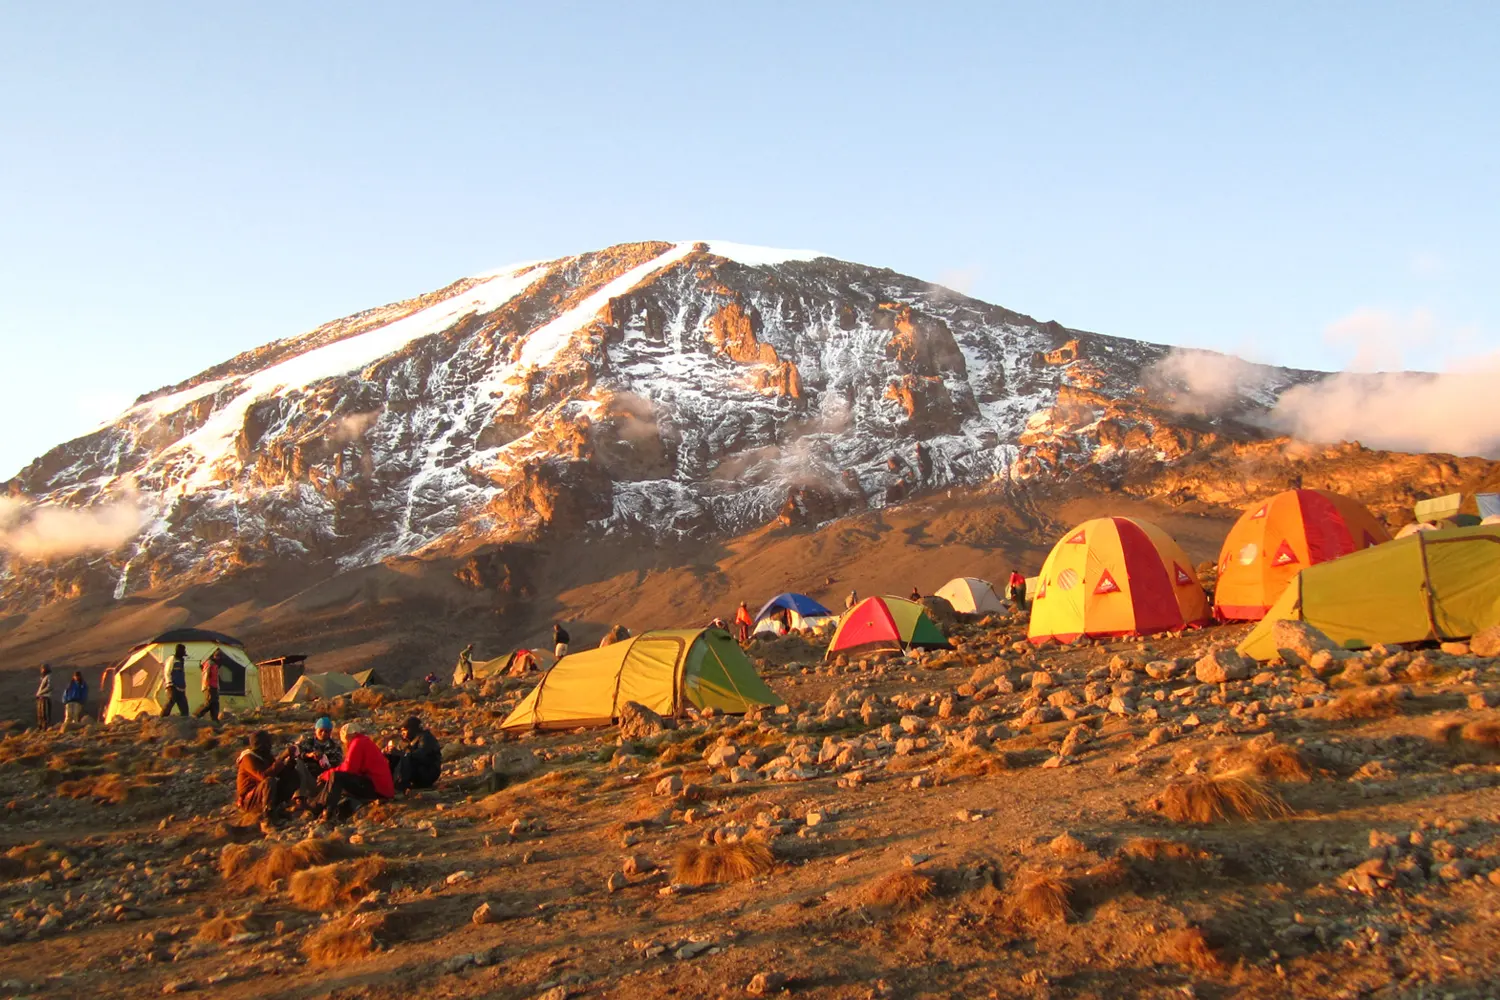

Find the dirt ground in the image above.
[{"left": 3, "top": 611, "right": 1500, "bottom": 1000}]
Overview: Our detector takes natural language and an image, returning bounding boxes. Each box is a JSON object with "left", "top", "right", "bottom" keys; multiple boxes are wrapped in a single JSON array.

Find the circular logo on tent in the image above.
[
  {"left": 1057, "top": 568, "right": 1079, "bottom": 591},
  {"left": 1238, "top": 542, "right": 1258, "bottom": 566}
]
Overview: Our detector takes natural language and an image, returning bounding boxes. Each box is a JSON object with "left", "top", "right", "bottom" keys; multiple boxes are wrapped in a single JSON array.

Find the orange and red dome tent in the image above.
[
  {"left": 1213, "top": 489, "right": 1389, "bottom": 621},
  {"left": 1027, "top": 517, "right": 1210, "bottom": 643}
]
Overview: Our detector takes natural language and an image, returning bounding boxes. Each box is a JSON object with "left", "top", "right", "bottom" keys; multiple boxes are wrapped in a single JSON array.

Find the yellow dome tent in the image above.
[
  {"left": 500, "top": 628, "right": 782, "bottom": 731},
  {"left": 104, "top": 628, "right": 262, "bottom": 723},
  {"left": 1028, "top": 517, "right": 1210, "bottom": 643},
  {"left": 1238, "top": 524, "right": 1500, "bottom": 660}
]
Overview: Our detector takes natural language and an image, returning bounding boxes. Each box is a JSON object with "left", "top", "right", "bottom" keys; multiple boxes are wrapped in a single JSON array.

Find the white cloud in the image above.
[{"left": 0, "top": 496, "right": 147, "bottom": 559}]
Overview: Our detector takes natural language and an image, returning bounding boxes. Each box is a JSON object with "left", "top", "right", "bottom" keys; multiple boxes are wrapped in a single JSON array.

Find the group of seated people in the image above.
[{"left": 235, "top": 714, "right": 443, "bottom": 823}]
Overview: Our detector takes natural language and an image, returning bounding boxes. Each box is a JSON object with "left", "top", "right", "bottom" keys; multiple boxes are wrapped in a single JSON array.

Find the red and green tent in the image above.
[{"left": 826, "top": 596, "right": 950, "bottom": 658}]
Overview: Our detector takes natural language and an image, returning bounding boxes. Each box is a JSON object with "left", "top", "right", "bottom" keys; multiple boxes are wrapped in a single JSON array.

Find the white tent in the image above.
[{"left": 935, "top": 577, "right": 1007, "bottom": 615}]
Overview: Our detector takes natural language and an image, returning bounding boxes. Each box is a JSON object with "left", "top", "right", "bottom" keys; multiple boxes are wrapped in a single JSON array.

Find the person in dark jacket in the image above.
[
  {"left": 62, "top": 671, "right": 87, "bottom": 729},
  {"left": 456, "top": 644, "right": 475, "bottom": 684},
  {"left": 384, "top": 715, "right": 442, "bottom": 792},
  {"left": 236, "top": 730, "right": 294, "bottom": 818},
  {"left": 292, "top": 716, "right": 344, "bottom": 801},
  {"left": 35, "top": 665, "right": 53, "bottom": 731},
  {"left": 160, "top": 644, "right": 190, "bottom": 717},
  {"left": 909, "top": 586, "right": 922, "bottom": 602},
  {"left": 552, "top": 623, "right": 570, "bottom": 661}
]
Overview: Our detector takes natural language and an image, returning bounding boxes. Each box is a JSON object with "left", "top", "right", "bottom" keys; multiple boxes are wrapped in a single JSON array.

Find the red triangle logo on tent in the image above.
[
  {"left": 1251, "top": 504, "right": 1268, "bottom": 519},
  {"left": 1174, "top": 563, "right": 1193, "bottom": 586},
  {"left": 1035, "top": 578, "right": 1047, "bottom": 599},
  {"left": 1066, "top": 529, "right": 1087, "bottom": 545},
  {"left": 1271, "top": 540, "right": 1299, "bottom": 566},
  {"left": 1094, "top": 569, "right": 1120, "bottom": 595}
]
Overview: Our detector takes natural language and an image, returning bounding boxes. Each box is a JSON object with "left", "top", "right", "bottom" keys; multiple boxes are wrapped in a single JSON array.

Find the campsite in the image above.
[{"left": 2, "top": 485, "right": 1500, "bottom": 1000}]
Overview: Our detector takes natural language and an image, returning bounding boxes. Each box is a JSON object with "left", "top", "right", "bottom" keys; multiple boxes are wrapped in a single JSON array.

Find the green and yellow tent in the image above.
[
  {"left": 104, "top": 628, "right": 262, "bottom": 723},
  {"left": 499, "top": 628, "right": 782, "bottom": 731},
  {"left": 1238, "top": 525, "right": 1500, "bottom": 660}
]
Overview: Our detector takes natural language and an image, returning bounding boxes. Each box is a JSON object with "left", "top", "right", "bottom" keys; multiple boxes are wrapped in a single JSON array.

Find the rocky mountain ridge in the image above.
[{"left": 0, "top": 240, "right": 1479, "bottom": 616}]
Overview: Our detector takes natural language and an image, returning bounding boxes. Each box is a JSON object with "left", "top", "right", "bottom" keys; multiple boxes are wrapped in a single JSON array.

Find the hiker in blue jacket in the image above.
[
  {"left": 62, "top": 671, "right": 88, "bottom": 729},
  {"left": 161, "top": 644, "right": 190, "bottom": 716}
]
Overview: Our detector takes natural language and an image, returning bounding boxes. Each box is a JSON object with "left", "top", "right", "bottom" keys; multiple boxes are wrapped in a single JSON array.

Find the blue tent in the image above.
[{"left": 754, "top": 593, "right": 836, "bottom": 632}]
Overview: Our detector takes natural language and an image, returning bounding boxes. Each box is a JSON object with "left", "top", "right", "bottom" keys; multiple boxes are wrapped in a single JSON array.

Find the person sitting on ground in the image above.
[
  {"left": 456, "top": 644, "right": 475, "bottom": 684},
  {"left": 384, "top": 715, "right": 442, "bottom": 793},
  {"left": 291, "top": 716, "right": 344, "bottom": 802},
  {"left": 909, "top": 586, "right": 922, "bottom": 602},
  {"left": 315, "top": 721, "right": 393, "bottom": 823},
  {"left": 62, "top": 671, "right": 87, "bottom": 729},
  {"left": 236, "top": 730, "right": 294, "bottom": 819},
  {"left": 195, "top": 648, "right": 223, "bottom": 721},
  {"left": 552, "top": 622, "right": 570, "bottom": 661},
  {"left": 161, "top": 644, "right": 190, "bottom": 717}
]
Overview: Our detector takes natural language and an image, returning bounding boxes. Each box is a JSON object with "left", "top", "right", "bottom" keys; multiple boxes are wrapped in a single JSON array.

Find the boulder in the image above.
[
  {"left": 1470, "top": 625, "right": 1500, "bottom": 658},
  {"left": 919, "top": 595, "right": 958, "bottom": 629},
  {"left": 619, "top": 701, "right": 669, "bottom": 741},
  {"left": 1194, "top": 648, "right": 1252, "bottom": 684},
  {"left": 1272, "top": 620, "right": 1347, "bottom": 667}
]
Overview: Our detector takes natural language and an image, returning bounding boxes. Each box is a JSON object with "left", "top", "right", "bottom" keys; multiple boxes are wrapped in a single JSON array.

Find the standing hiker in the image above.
[
  {"left": 552, "top": 623, "right": 570, "bottom": 661},
  {"left": 1007, "top": 570, "right": 1027, "bottom": 609},
  {"left": 456, "top": 644, "right": 475, "bottom": 684},
  {"left": 195, "top": 648, "right": 222, "bottom": 721},
  {"left": 161, "top": 644, "right": 190, "bottom": 717},
  {"left": 62, "top": 671, "right": 88, "bottom": 729},
  {"left": 845, "top": 589, "right": 858, "bottom": 611},
  {"left": 734, "top": 602, "right": 754, "bottom": 643},
  {"left": 35, "top": 665, "right": 53, "bottom": 731}
]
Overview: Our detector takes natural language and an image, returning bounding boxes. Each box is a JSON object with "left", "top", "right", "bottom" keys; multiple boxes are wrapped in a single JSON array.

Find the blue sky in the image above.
[{"left": 2, "top": 2, "right": 1496, "bottom": 479}]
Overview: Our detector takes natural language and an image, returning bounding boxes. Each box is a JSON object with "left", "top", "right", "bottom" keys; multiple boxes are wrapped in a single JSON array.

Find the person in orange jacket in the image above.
[{"left": 734, "top": 602, "right": 755, "bottom": 643}]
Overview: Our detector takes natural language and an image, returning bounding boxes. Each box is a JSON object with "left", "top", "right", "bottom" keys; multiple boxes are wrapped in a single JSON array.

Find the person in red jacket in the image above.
[
  {"left": 1007, "top": 570, "right": 1028, "bottom": 609},
  {"left": 315, "top": 721, "right": 394, "bottom": 822},
  {"left": 734, "top": 602, "right": 754, "bottom": 643}
]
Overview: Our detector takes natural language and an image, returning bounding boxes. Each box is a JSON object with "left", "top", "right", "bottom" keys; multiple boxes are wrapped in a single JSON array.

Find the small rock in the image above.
[
  {"left": 747, "top": 971, "right": 788, "bottom": 995},
  {"left": 472, "top": 901, "right": 500, "bottom": 925},
  {"left": 161, "top": 980, "right": 198, "bottom": 995},
  {"left": 1467, "top": 692, "right": 1500, "bottom": 710},
  {"left": 655, "top": 774, "right": 684, "bottom": 797},
  {"left": 619, "top": 701, "right": 669, "bottom": 740},
  {"left": 623, "top": 854, "right": 655, "bottom": 876},
  {"left": 607, "top": 872, "right": 628, "bottom": 893},
  {"left": 1195, "top": 648, "right": 1252, "bottom": 684},
  {"left": 445, "top": 870, "right": 475, "bottom": 885},
  {"left": 676, "top": 939, "right": 713, "bottom": 960},
  {"left": 1470, "top": 625, "right": 1500, "bottom": 657}
]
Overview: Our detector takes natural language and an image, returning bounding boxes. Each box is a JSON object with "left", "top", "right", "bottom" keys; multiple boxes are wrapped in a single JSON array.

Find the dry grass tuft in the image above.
[
  {"left": 885, "top": 753, "right": 936, "bottom": 774},
  {"left": 1152, "top": 771, "right": 1290, "bottom": 824},
  {"left": 1220, "top": 743, "right": 1313, "bottom": 782},
  {"left": 672, "top": 839, "right": 775, "bottom": 886},
  {"left": 221, "top": 838, "right": 357, "bottom": 892},
  {"left": 1121, "top": 837, "right": 1202, "bottom": 862},
  {"left": 288, "top": 856, "right": 395, "bottom": 911},
  {"left": 1316, "top": 685, "right": 1404, "bottom": 721},
  {"left": 1004, "top": 870, "right": 1073, "bottom": 926},
  {"left": 1157, "top": 927, "right": 1220, "bottom": 970},
  {"left": 195, "top": 912, "right": 259, "bottom": 942},
  {"left": 858, "top": 869, "right": 935, "bottom": 911},
  {"left": 55, "top": 773, "right": 137, "bottom": 805},
  {"left": 1047, "top": 832, "right": 1089, "bottom": 857},
  {"left": 301, "top": 911, "right": 389, "bottom": 965},
  {"left": 939, "top": 747, "right": 1014, "bottom": 777}
]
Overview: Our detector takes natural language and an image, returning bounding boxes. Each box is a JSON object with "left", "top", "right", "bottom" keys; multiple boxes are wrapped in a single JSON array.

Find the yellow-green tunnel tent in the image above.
[
  {"left": 1238, "top": 525, "right": 1500, "bottom": 660},
  {"left": 500, "top": 628, "right": 783, "bottom": 731}
]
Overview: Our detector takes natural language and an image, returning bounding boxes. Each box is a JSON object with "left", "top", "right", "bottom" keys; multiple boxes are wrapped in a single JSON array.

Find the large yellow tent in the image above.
[
  {"left": 104, "top": 628, "right": 262, "bottom": 723},
  {"left": 1238, "top": 524, "right": 1500, "bottom": 660},
  {"left": 500, "top": 628, "right": 782, "bottom": 731},
  {"left": 1028, "top": 516, "right": 1209, "bottom": 643}
]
